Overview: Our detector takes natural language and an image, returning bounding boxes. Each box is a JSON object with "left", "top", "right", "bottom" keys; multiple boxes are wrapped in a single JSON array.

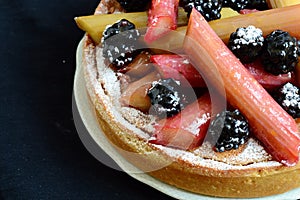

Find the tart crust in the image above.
[{"left": 80, "top": 0, "right": 300, "bottom": 198}]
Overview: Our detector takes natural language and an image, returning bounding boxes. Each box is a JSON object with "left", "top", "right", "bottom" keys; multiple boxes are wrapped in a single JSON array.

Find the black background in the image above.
[{"left": 0, "top": 1, "right": 174, "bottom": 199}]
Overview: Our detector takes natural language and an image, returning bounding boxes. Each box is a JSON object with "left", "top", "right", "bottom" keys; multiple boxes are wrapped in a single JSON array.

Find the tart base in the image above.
[{"left": 74, "top": 37, "right": 300, "bottom": 199}]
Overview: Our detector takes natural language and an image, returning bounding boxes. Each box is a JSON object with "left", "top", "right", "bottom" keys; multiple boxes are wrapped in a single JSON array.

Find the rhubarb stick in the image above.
[
  {"left": 151, "top": 54, "right": 206, "bottom": 88},
  {"left": 183, "top": 8, "right": 300, "bottom": 166},
  {"left": 152, "top": 4, "right": 300, "bottom": 50},
  {"left": 75, "top": 8, "right": 188, "bottom": 44},
  {"left": 267, "top": 0, "right": 300, "bottom": 8},
  {"left": 210, "top": 4, "right": 300, "bottom": 44},
  {"left": 75, "top": 7, "right": 238, "bottom": 45},
  {"left": 76, "top": 5, "right": 300, "bottom": 46},
  {"left": 144, "top": 0, "right": 179, "bottom": 43}
]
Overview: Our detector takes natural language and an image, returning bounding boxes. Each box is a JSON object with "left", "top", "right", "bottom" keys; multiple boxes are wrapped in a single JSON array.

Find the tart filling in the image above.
[{"left": 84, "top": 42, "right": 283, "bottom": 169}]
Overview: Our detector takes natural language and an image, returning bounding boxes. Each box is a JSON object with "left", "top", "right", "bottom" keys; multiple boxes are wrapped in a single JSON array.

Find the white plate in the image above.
[{"left": 73, "top": 38, "right": 300, "bottom": 200}]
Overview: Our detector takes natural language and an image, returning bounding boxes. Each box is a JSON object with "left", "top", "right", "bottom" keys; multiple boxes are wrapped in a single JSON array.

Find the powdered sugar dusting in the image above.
[
  {"left": 195, "top": 138, "right": 273, "bottom": 165},
  {"left": 184, "top": 113, "right": 210, "bottom": 134},
  {"left": 121, "top": 107, "right": 157, "bottom": 134},
  {"left": 84, "top": 41, "right": 285, "bottom": 171},
  {"left": 84, "top": 42, "right": 151, "bottom": 139},
  {"left": 153, "top": 139, "right": 280, "bottom": 170},
  {"left": 84, "top": 41, "right": 283, "bottom": 170},
  {"left": 231, "top": 25, "right": 264, "bottom": 50}
]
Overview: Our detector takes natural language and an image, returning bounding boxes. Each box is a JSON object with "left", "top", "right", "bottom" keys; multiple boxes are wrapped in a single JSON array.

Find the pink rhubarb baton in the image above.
[
  {"left": 144, "top": 0, "right": 179, "bottom": 43},
  {"left": 183, "top": 8, "right": 300, "bottom": 166},
  {"left": 151, "top": 54, "right": 206, "bottom": 87},
  {"left": 244, "top": 60, "right": 294, "bottom": 90},
  {"left": 151, "top": 54, "right": 293, "bottom": 89}
]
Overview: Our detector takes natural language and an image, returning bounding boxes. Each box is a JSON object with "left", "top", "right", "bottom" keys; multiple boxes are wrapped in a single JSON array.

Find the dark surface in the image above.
[{"left": 0, "top": 1, "right": 175, "bottom": 199}]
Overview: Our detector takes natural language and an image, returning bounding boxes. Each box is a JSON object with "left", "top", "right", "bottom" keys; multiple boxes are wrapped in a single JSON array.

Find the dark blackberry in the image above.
[
  {"left": 102, "top": 19, "right": 136, "bottom": 41},
  {"left": 245, "top": 0, "right": 268, "bottom": 10},
  {"left": 208, "top": 109, "right": 250, "bottom": 152},
  {"left": 223, "top": 0, "right": 249, "bottom": 11},
  {"left": 147, "top": 78, "right": 185, "bottom": 118},
  {"left": 117, "top": 0, "right": 151, "bottom": 12},
  {"left": 272, "top": 82, "right": 300, "bottom": 119},
  {"left": 228, "top": 25, "right": 264, "bottom": 63},
  {"left": 222, "top": 0, "right": 229, "bottom": 7},
  {"left": 102, "top": 19, "right": 140, "bottom": 69},
  {"left": 181, "top": 0, "right": 223, "bottom": 21},
  {"left": 262, "top": 30, "right": 299, "bottom": 75}
]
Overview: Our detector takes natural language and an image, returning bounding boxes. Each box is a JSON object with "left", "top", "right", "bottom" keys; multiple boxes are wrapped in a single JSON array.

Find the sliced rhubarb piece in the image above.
[
  {"left": 267, "top": 0, "right": 300, "bottom": 8},
  {"left": 221, "top": 7, "right": 240, "bottom": 18},
  {"left": 150, "top": 93, "right": 211, "bottom": 150},
  {"left": 120, "top": 72, "right": 160, "bottom": 112},
  {"left": 121, "top": 51, "right": 153, "bottom": 77},
  {"left": 239, "top": 9, "right": 259, "bottom": 14},
  {"left": 150, "top": 4, "right": 300, "bottom": 51},
  {"left": 151, "top": 54, "right": 292, "bottom": 90},
  {"left": 209, "top": 4, "right": 300, "bottom": 44},
  {"left": 183, "top": 9, "right": 300, "bottom": 166},
  {"left": 166, "top": 9, "right": 300, "bottom": 56},
  {"left": 75, "top": 8, "right": 188, "bottom": 44},
  {"left": 151, "top": 54, "right": 206, "bottom": 88},
  {"left": 76, "top": 4, "right": 300, "bottom": 46},
  {"left": 244, "top": 59, "right": 294, "bottom": 90},
  {"left": 144, "top": 0, "right": 179, "bottom": 43}
]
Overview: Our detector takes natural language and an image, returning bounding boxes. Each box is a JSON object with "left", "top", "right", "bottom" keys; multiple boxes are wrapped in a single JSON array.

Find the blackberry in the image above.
[
  {"left": 102, "top": 19, "right": 136, "bottom": 41},
  {"left": 222, "top": 0, "right": 229, "bottom": 6},
  {"left": 180, "top": 0, "right": 223, "bottom": 21},
  {"left": 223, "top": 0, "right": 268, "bottom": 11},
  {"left": 117, "top": 0, "right": 151, "bottom": 12},
  {"left": 102, "top": 19, "right": 140, "bottom": 69},
  {"left": 223, "top": 0, "right": 249, "bottom": 11},
  {"left": 262, "top": 30, "right": 299, "bottom": 75},
  {"left": 272, "top": 82, "right": 300, "bottom": 118},
  {"left": 147, "top": 78, "right": 185, "bottom": 118},
  {"left": 246, "top": 0, "right": 268, "bottom": 10},
  {"left": 228, "top": 25, "right": 264, "bottom": 63},
  {"left": 208, "top": 109, "right": 250, "bottom": 152}
]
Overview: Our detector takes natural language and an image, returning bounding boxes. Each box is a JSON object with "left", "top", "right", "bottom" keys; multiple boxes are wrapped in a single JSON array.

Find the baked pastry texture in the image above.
[{"left": 80, "top": 0, "right": 300, "bottom": 198}]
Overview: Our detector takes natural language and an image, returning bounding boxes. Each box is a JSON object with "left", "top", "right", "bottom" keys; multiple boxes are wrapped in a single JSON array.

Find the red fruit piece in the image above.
[
  {"left": 150, "top": 93, "right": 211, "bottom": 150},
  {"left": 151, "top": 54, "right": 206, "bottom": 88},
  {"left": 151, "top": 54, "right": 293, "bottom": 90},
  {"left": 183, "top": 8, "right": 300, "bottom": 166},
  {"left": 239, "top": 9, "right": 259, "bottom": 14},
  {"left": 144, "top": 0, "right": 179, "bottom": 43},
  {"left": 244, "top": 59, "right": 294, "bottom": 90}
]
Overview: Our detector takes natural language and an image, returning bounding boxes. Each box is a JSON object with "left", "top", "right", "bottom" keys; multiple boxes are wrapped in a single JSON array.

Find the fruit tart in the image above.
[{"left": 75, "top": 0, "right": 300, "bottom": 198}]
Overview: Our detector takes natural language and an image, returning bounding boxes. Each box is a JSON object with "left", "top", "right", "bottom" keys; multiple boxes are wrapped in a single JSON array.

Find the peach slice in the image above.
[{"left": 120, "top": 72, "right": 160, "bottom": 112}]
